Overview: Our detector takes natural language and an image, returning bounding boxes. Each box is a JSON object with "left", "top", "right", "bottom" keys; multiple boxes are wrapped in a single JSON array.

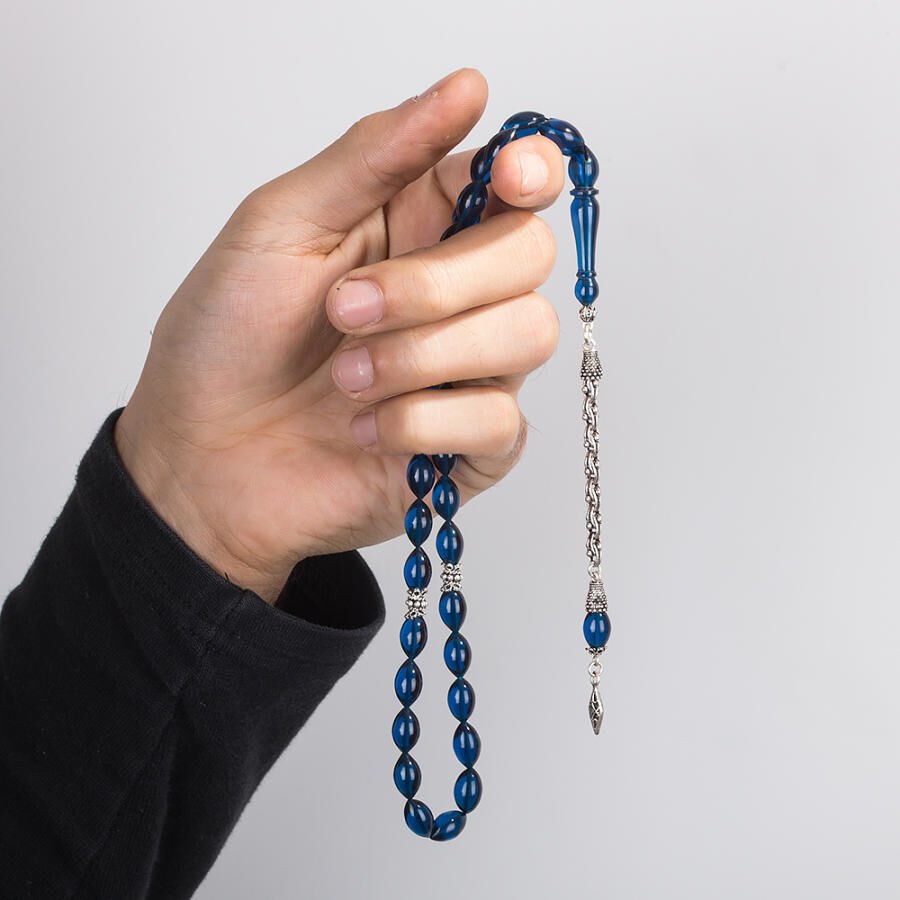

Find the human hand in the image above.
[{"left": 114, "top": 67, "right": 566, "bottom": 603}]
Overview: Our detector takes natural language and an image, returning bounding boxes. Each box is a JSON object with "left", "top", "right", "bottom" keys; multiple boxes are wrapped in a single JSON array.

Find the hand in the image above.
[{"left": 114, "top": 67, "right": 566, "bottom": 604}]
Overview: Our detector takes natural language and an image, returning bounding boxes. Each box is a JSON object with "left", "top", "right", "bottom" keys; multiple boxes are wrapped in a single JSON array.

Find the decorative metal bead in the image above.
[
  {"left": 405, "top": 587, "right": 427, "bottom": 619},
  {"left": 441, "top": 562, "right": 462, "bottom": 591},
  {"left": 581, "top": 350, "right": 603, "bottom": 380},
  {"left": 586, "top": 580, "right": 607, "bottom": 613}
]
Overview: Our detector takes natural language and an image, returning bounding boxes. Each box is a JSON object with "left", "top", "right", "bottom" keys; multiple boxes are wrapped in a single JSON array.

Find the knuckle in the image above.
[
  {"left": 523, "top": 214, "right": 558, "bottom": 281},
  {"left": 520, "top": 293, "right": 561, "bottom": 365},
  {"left": 415, "top": 254, "right": 456, "bottom": 319},
  {"left": 488, "top": 391, "right": 524, "bottom": 453}
]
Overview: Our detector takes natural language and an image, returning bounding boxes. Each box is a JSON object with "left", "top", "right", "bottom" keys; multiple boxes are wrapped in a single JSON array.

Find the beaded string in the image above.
[{"left": 392, "top": 112, "right": 607, "bottom": 842}]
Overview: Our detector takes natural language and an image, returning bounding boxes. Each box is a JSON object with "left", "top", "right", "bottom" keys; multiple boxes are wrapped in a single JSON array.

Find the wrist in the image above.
[{"left": 113, "top": 407, "right": 293, "bottom": 604}]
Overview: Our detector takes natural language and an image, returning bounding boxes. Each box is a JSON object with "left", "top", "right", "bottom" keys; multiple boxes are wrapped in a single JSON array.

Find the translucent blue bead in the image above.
[
  {"left": 439, "top": 590, "right": 467, "bottom": 630},
  {"left": 447, "top": 677, "right": 475, "bottom": 721},
  {"left": 404, "top": 499, "right": 432, "bottom": 546},
  {"left": 501, "top": 110, "right": 545, "bottom": 134},
  {"left": 454, "top": 768, "right": 482, "bottom": 813},
  {"left": 444, "top": 633, "right": 471, "bottom": 676},
  {"left": 453, "top": 182, "right": 488, "bottom": 226},
  {"left": 432, "top": 475, "right": 460, "bottom": 520},
  {"left": 484, "top": 129, "right": 517, "bottom": 167},
  {"left": 433, "top": 453, "right": 458, "bottom": 475},
  {"left": 539, "top": 118, "right": 585, "bottom": 156},
  {"left": 406, "top": 454, "right": 435, "bottom": 498},
  {"left": 391, "top": 707, "right": 420, "bottom": 751},
  {"left": 453, "top": 722, "right": 481, "bottom": 767},
  {"left": 570, "top": 187, "right": 599, "bottom": 306},
  {"left": 568, "top": 148, "right": 599, "bottom": 189},
  {"left": 394, "top": 660, "right": 422, "bottom": 705},
  {"left": 404, "top": 547, "right": 432, "bottom": 589},
  {"left": 400, "top": 616, "right": 427, "bottom": 658},
  {"left": 393, "top": 752, "right": 421, "bottom": 798},
  {"left": 469, "top": 145, "right": 492, "bottom": 183},
  {"left": 404, "top": 798, "right": 434, "bottom": 837},
  {"left": 430, "top": 809, "right": 467, "bottom": 842},
  {"left": 583, "top": 611, "right": 611, "bottom": 648},
  {"left": 436, "top": 521, "right": 464, "bottom": 563}
]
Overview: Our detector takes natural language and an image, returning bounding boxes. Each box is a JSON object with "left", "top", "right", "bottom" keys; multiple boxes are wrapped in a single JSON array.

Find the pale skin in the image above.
[{"left": 114, "top": 67, "right": 568, "bottom": 604}]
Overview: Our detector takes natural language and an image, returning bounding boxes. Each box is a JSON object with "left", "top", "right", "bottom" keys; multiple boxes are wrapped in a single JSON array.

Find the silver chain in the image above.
[{"left": 579, "top": 305, "right": 603, "bottom": 583}]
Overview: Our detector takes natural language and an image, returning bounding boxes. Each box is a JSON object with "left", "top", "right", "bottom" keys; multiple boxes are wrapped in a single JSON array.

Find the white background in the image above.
[{"left": 2, "top": 1, "right": 899, "bottom": 897}]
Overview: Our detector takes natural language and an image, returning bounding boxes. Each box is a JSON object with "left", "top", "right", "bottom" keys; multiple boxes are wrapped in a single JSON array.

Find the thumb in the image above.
[{"left": 255, "top": 67, "right": 488, "bottom": 244}]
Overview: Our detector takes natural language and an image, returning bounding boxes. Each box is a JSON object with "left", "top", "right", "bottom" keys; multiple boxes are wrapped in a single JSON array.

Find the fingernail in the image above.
[
  {"left": 333, "top": 346, "right": 374, "bottom": 393},
  {"left": 418, "top": 69, "right": 458, "bottom": 99},
  {"left": 350, "top": 411, "right": 377, "bottom": 447},
  {"left": 332, "top": 279, "right": 384, "bottom": 329},
  {"left": 518, "top": 150, "right": 549, "bottom": 196}
]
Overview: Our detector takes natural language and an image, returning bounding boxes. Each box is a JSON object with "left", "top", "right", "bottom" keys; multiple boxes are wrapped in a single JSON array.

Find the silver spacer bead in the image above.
[
  {"left": 581, "top": 349, "right": 603, "bottom": 380},
  {"left": 579, "top": 304, "right": 596, "bottom": 324},
  {"left": 441, "top": 562, "right": 462, "bottom": 592},
  {"left": 586, "top": 579, "right": 608, "bottom": 614},
  {"left": 405, "top": 587, "right": 427, "bottom": 619}
]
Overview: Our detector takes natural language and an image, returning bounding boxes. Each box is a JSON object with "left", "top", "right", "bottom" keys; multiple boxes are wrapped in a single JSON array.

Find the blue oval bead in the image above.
[
  {"left": 403, "top": 547, "right": 432, "bottom": 589},
  {"left": 469, "top": 145, "right": 492, "bottom": 182},
  {"left": 400, "top": 616, "right": 427, "bottom": 658},
  {"left": 569, "top": 148, "right": 599, "bottom": 188},
  {"left": 394, "top": 660, "right": 422, "bottom": 705},
  {"left": 404, "top": 499, "right": 432, "bottom": 545},
  {"left": 404, "top": 798, "right": 434, "bottom": 837},
  {"left": 391, "top": 707, "right": 420, "bottom": 751},
  {"left": 539, "top": 118, "right": 585, "bottom": 156},
  {"left": 432, "top": 475, "right": 460, "bottom": 520},
  {"left": 501, "top": 110, "right": 545, "bottom": 133},
  {"left": 433, "top": 453, "right": 458, "bottom": 475},
  {"left": 406, "top": 454, "right": 435, "bottom": 498},
  {"left": 453, "top": 768, "right": 482, "bottom": 812},
  {"left": 583, "top": 611, "right": 611, "bottom": 649},
  {"left": 444, "top": 633, "right": 471, "bottom": 676},
  {"left": 447, "top": 677, "right": 475, "bottom": 721},
  {"left": 430, "top": 809, "right": 467, "bottom": 842},
  {"left": 393, "top": 752, "right": 421, "bottom": 798},
  {"left": 439, "top": 590, "right": 467, "bottom": 630},
  {"left": 453, "top": 722, "right": 481, "bottom": 767},
  {"left": 436, "top": 521, "right": 464, "bottom": 563}
]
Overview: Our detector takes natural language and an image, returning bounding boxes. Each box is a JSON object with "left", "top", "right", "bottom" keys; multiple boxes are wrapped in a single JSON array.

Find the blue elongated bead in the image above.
[
  {"left": 406, "top": 454, "right": 435, "bottom": 497},
  {"left": 391, "top": 707, "right": 420, "bottom": 751},
  {"left": 453, "top": 182, "right": 488, "bottom": 226},
  {"left": 400, "top": 616, "right": 427, "bottom": 658},
  {"left": 394, "top": 660, "right": 422, "bottom": 705},
  {"left": 484, "top": 129, "right": 517, "bottom": 167},
  {"left": 439, "top": 590, "right": 467, "bottom": 630},
  {"left": 584, "top": 611, "right": 611, "bottom": 649},
  {"left": 444, "top": 633, "right": 471, "bottom": 676},
  {"left": 453, "top": 722, "right": 481, "bottom": 767},
  {"left": 454, "top": 768, "right": 482, "bottom": 813},
  {"left": 404, "top": 547, "right": 432, "bottom": 589},
  {"left": 433, "top": 453, "right": 458, "bottom": 475},
  {"left": 404, "top": 799, "right": 434, "bottom": 837},
  {"left": 430, "top": 810, "right": 467, "bottom": 842},
  {"left": 393, "top": 752, "right": 421, "bottom": 798},
  {"left": 569, "top": 148, "right": 599, "bottom": 189},
  {"left": 447, "top": 677, "right": 475, "bottom": 721},
  {"left": 404, "top": 499, "right": 432, "bottom": 546},
  {"left": 436, "top": 520, "right": 464, "bottom": 564},
  {"left": 501, "top": 110, "right": 545, "bottom": 134},
  {"left": 432, "top": 475, "right": 460, "bottom": 520},
  {"left": 469, "top": 145, "right": 492, "bottom": 183},
  {"left": 539, "top": 118, "right": 585, "bottom": 156},
  {"left": 570, "top": 187, "right": 599, "bottom": 306}
]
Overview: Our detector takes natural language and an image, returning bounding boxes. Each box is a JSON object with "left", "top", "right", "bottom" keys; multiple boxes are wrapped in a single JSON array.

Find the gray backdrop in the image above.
[{"left": 2, "top": 1, "right": 898, "bottom": 897}]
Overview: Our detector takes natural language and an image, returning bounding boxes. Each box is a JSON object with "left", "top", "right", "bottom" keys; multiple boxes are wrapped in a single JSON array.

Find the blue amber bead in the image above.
[
  {"left": 453, "top": 768, "right": 482, "bottom": 812},
  {"left": 444, "top": 633, "right": 471, "bottom": 676},
  {"left": 406, "top": 454, "right": 435, "bottom": 498},
  {"left": 436, "top": 521, "right": 464, "bottom": 563},
  {"left": 501, "top": 110, "right": 545, "bottom": 135},
  {"left": 404, "top": 547, "right": 432, "bottom": 590},
  {"left": 404, "top": 799, "right": 434, "bottom": 837},
  {"left": 583, "top": 611, "right": 611, "bottom": 649},
  {"left": 469, "top": 145, "right": 492, "bottom": 183},
  {"left": 539, "top": 118, "right": 585, "bottom": 156},
  {"left": 433, "top": 453, "right": 458, "bottom": 475},
  {"left": 393, "top": 752, "right": 421, "bottom": 798},
  {"left": 447, "top": 677, "right": 475, "bottom": 721},
  {"left": 404, "top": 499, "right": 432, "bottom": 545},
  {"left": 400, "top": 616, "right": 427, "bottom": 658},
  {"left": 569, "top": 148, "right": 599, "bottom": 188},
  {"left": 430, "top": 810, "right": 467, "bottom": 842},
  {"left": 391, "top": 707, "right": 420, "bottom": 751},
  {"left": 484, "top": 129, "right": 517, "bottom": 166},
  {"left": 394, "top": 660, "right": 422, "bottom": 705},
  {"left": 439, "top": 590, "right": 466, "bottom": 630},
  {"left": 453, "top": 183, "right": 488, "bottom": 226},
  {"left": 432, "top": 475, "right": 460, "bottom": 520},
  {"left": 453, "top": 722, "right": 481, "bottom": 767}
]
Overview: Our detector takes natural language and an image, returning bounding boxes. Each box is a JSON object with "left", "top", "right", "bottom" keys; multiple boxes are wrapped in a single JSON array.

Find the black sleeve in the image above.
[{"left": 0, "top": 407, "right": 387, "bottom": 899}]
